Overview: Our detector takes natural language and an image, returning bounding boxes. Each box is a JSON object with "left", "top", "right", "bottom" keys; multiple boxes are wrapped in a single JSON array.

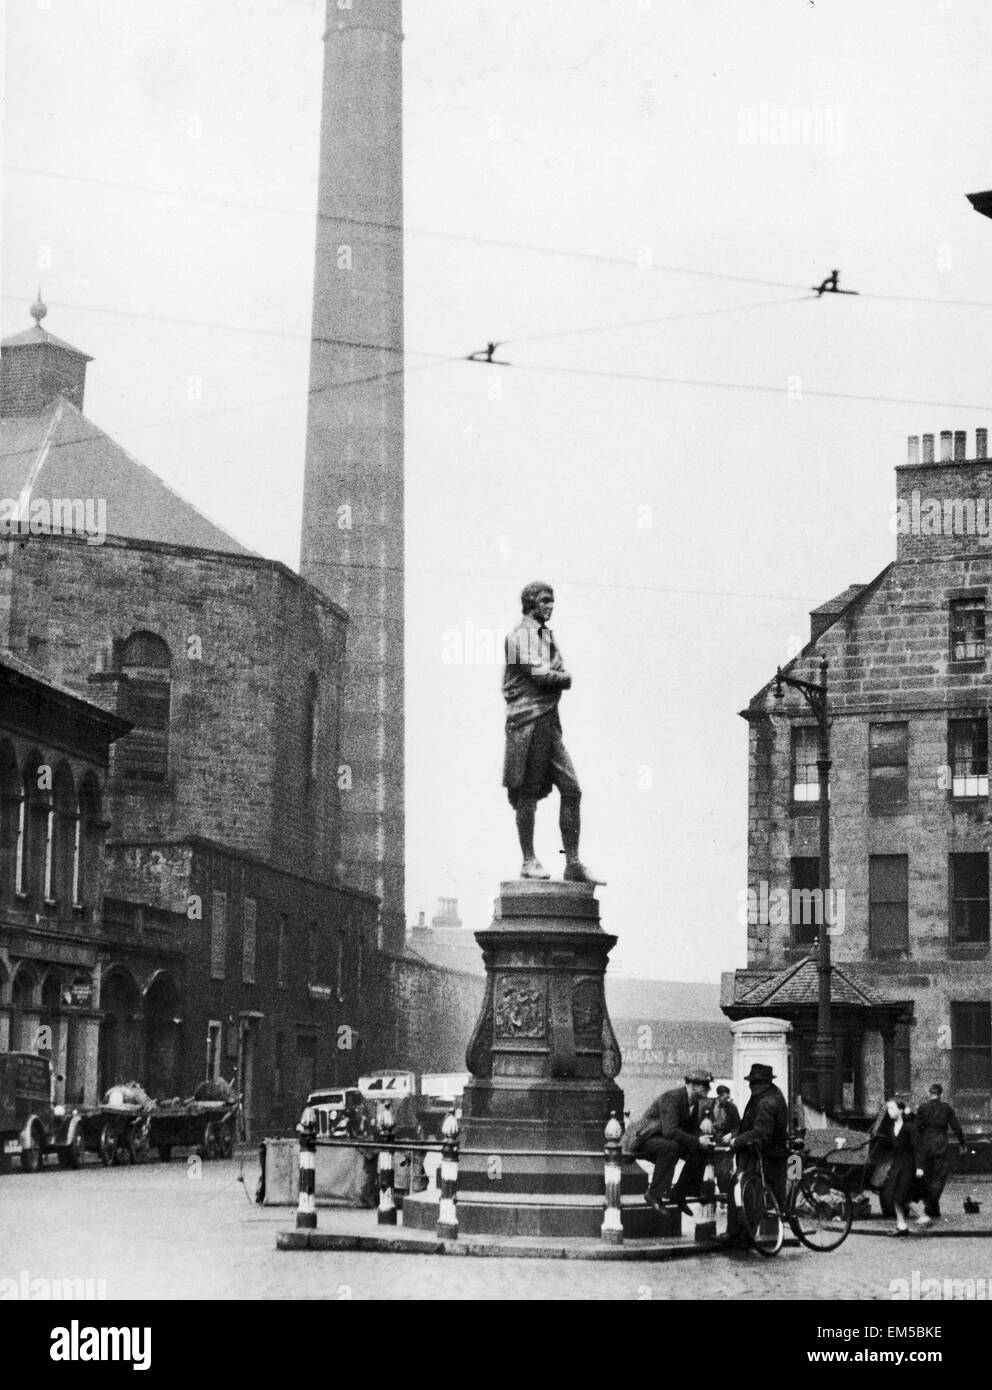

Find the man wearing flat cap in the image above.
[
  {"left": 502, "top": 581, "right": 600, "bottom": 882},
  {"left": 727, "top": 1062, "right": 790, "bottom": 1208},
  {"left": 630, "top": 1069, "right": 715, "bottom": 1216}
]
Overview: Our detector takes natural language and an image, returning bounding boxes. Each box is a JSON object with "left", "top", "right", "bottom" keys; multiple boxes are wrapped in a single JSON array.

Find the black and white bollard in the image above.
[
  {"left": 436, "top": 1109, "right": 460, "bottom": 1241},
  {"left": 601, "top": 1110, "right": 624, "bottom": 1245},
  {"left": 377, "top": 1101, "right": 397, "bottom": 1225},
  {"left": 295, "top": 1106, "right": 317, "bottom": 1230}
]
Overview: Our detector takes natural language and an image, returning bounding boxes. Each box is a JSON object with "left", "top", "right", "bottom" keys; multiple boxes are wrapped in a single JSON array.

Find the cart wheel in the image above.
[
  {"left": 20, "top": 1124, "right": 43, "bottom": 1173},
  {"left": 203, "top": 1122, "right": 221, "bottom": 1161},
  {"left": 157, "top": 1146, "right": 172, "bottom": 1163},
  {"left": 58, "top": 1127, "right": 86, "bottom": 1170},
  {"left": 98, "top": 1122, "right": 118, "bottom": 1167},
  {"left": 115, "top": 1136, "right": 133, "bottom": 1165},
  {"left": 218, "top": 1123, "right": 234, "bottom": 1160}
]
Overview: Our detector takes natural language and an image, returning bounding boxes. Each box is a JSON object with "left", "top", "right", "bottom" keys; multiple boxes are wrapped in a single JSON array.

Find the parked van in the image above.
[{"left": 0, "top": 1052, "right": 83, "bottom": 1171}]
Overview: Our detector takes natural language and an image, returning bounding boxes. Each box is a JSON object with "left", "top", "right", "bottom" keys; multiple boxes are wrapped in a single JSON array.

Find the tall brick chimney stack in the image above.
[
  {"left": 896, "top": 428, "right": 992, "bottom": 562},
  {"left": 300, "top": 0, "right": 405, "bottom": 952}
]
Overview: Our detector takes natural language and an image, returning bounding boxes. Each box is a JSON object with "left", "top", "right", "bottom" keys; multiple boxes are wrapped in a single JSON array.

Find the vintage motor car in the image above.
[{"left": 0, "top": 1052, "right": 86, "bottom": 1171}]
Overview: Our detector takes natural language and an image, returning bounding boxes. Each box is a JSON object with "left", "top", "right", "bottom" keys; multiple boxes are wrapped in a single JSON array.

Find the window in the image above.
[
  {"left": 296, "top": 1031, "right": 317, "bottom": 1096},
  {"left": 790, "top": 857, "right": 820, "bottom": 948},
  {"left": 336, "top": 929, "right": 346, "bottom": 999},
  {"left": 951, "top": 1002, "right": 992, "bottom": 1091},
  {"left": 75, "top": 775, "right": 102, "bottom": 909},
  {"left": 950, "top": 853, "right": 990, "bottom": 945},
  {"left": 206, "top": 1020, "right": 223, "bottom": 1080},
  {"left": 869, "top": 722, "right": 908, "bottom": 811},
  {"left": 277, "top": 914, "right": 288, "bottom": 989},
  {"left": 307, "top": 920, "right": 318, "bottom": 979},
  {"left": 119, "top": 632, "right": 171, "bottom": 782},
  {"left": 42, "top": 803, "right": 55, "bottom": 902},
  {"left": 274, "top": 1032, "right": 285, "bottom": 1104},
  {"left": 210, "top": 890, "right": 228, "bottom": 981},
  {"left": 949, "top": 718, "right": 989, "bottom": 798},
  {"left": 242, "top": 897, "right": 257, "bottom": 985},
  {"left": 869, "top": 855, "right": 909, "bottom": 953},
  {"left": 892, "top": 1021, "right": 911, "bottom": 1095},
  {"left": 950, "top": 598, "right": 986, "bottom": 662},
  {"left": 791, "top": 726, "right": 822, "bottom": 802},
  {"left": 15, "top": 772, "right": 30, "bottom": 895}
]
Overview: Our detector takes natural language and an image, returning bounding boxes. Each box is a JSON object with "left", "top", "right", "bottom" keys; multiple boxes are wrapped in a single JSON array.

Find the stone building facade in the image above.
[
  {"left": 0, "top": 653, "right": 161, "bottom": 1106},
  {"left": 724, "top": 428, "right": 992, "bottom": 1134},
  {"left": 1, "top": 303, "right": 486, "bottom": 1134},
  {"left": 0, "top": 310, "right": 378, "bottom": 1133}
]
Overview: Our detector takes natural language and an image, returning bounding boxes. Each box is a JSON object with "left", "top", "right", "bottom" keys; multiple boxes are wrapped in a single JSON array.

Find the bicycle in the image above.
[
  {"left": 785, "top": 1138, "right": 854, "bottom": 1252},
  {"left": 713, "top": 1138, "right": 853, "bottom": 1256}
]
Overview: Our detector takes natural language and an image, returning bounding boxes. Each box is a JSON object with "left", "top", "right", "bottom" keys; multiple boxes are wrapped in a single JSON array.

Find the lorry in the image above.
[{"left": 0, "top": 1052, "right": 87, "bottom": 1171}]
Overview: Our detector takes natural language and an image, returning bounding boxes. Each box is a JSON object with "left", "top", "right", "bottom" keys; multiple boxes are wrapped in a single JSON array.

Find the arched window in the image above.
[
  {"left": 51, "top": 764, "right": 76, "bottom": 906},
  {"left": 18, "top": 752, "right": 47, "bottom": 901},
  {"left": 119, "top": 632, "right": 171, "bottom": 782}
]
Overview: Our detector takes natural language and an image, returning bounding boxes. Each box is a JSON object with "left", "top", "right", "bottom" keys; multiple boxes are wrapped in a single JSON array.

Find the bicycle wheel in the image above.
[
  {"left": 788, "top": 1169, "right": 853, "bottom": 1252},
  {"left": 737, "top": 1172, "right": 784, "bottom": 1257}
]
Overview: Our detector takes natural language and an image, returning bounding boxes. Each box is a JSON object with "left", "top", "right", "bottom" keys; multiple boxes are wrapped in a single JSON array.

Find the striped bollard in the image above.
[
  {"left": 601, "top": 1110, "right": 624, "bottom": 1245},
  {"left": 436, "top": 1109, "right": 460, "bottom": 1241},
  {"left": 377, "top": 1101, "right": 397, "bottom": 1225},
  {"left": 295, "top": 1106, "right": 317, "bottom": 1231}
]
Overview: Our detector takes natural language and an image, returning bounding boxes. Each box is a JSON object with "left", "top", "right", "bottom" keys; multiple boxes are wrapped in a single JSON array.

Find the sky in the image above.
[{"left": 4, "top": 0, "right": 992, "bottom": 983}]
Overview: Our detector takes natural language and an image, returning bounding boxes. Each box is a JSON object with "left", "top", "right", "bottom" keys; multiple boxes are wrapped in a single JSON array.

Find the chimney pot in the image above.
[
  {"left": 977, "top": 428, "right": 988, "bottom": 460},
  {"left": 940, "top": 430, "right": 953, "bottom": 462},
  {"left": 922, "top": 433, "right": 935, "bottom": 463},
  {"left": 907, "top": 435, "right": 920, "bottom": 465},
  {"left": 954, "top": 430, "right": 967, "bottom": 461}
]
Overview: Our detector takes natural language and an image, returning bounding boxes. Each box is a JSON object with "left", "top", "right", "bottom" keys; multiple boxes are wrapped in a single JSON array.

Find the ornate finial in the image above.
[{"left": 30, "top": 288, "right": 47, "bottom": 327}]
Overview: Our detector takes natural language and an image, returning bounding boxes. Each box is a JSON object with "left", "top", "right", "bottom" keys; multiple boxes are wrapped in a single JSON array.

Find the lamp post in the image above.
[{"left": 774, "top": 657, "right": 835, "bottom": 1116}]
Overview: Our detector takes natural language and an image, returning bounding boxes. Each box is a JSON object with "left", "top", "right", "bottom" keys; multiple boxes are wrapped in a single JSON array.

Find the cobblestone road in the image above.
[{"left": 3, "top": 1154, "right": 990, "bottom": 1301}]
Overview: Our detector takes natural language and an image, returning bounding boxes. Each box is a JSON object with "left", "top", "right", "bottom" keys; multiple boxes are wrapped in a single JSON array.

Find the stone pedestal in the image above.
[{"left": 403, "top": 881, "right": 677, "bottom": 1239}]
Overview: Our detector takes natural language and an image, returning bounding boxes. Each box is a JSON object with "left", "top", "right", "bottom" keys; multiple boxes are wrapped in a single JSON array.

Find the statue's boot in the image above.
[
  {"left": 563, "top": 859, "right": 606, "bottom": 885},
  {"left": 520, "top": 858, "right": 551, "bottom": 880}
]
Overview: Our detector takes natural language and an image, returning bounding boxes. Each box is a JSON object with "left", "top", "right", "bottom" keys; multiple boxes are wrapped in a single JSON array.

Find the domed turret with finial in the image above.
[{"left": 30, "top": 289, "right": 48, "bottom": 328}]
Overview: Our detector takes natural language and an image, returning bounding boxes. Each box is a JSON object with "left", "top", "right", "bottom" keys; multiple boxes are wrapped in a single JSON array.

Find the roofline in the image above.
[
  {"left": 740, "top": 562, "right": 895, "bottom": 719},
  {"left": 0, "top": 529, "right": 349, "bottom": 625},
  {"left": 0, "top": 656, "right": 132, "bottom": 741}
]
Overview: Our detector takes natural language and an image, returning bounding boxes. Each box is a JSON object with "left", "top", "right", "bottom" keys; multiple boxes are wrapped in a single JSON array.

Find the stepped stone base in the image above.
[{"left": 437, "top": 879, "right": 670, "bottom": 1239}]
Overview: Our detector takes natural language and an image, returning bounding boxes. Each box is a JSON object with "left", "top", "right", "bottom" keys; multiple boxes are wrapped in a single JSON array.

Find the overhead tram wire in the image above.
[
  {"left": 13, "top": 163, "right": 992, "bottom": 311},
  {"left": 5, "top": 289, "right": 991, "bottom": 433}
]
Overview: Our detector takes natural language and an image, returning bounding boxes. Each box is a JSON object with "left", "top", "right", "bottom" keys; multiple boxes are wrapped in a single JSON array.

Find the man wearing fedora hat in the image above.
[
  {"left": 727, "top": 1062, "right": 790, "bottom": 1209},
  {"left": 631, "top": 1068, "right": 716, "bottom": 1216}
]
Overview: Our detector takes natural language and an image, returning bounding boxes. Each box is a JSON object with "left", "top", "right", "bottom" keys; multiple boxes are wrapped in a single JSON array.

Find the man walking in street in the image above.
[
  {"left": 633, "top": 1069, "right": 715, "bottom": 1216},
  {"left": 916, "top": 1083, "right": 966, "bottom": 1224}
]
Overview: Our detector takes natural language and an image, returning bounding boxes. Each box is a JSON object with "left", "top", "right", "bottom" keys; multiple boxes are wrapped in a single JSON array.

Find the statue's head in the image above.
[{"left": 521, "top": 581, "right": 554, "bottom": 617}]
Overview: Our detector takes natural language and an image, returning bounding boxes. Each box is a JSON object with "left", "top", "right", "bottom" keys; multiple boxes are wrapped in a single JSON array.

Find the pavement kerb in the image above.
[{"left": 275, "top": 1229, "right": 731, "bottom": 1261}]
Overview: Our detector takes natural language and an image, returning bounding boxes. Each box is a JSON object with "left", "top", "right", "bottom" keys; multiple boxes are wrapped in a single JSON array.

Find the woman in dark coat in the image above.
[{"left": 870, "top": 1098, "right": 924, "bottom": 1236}]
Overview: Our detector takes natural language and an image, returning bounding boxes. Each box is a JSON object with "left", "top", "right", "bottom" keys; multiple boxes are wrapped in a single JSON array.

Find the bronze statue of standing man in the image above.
[{"left": 502, "top": 582, "right": 601, "bottom": 883}]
